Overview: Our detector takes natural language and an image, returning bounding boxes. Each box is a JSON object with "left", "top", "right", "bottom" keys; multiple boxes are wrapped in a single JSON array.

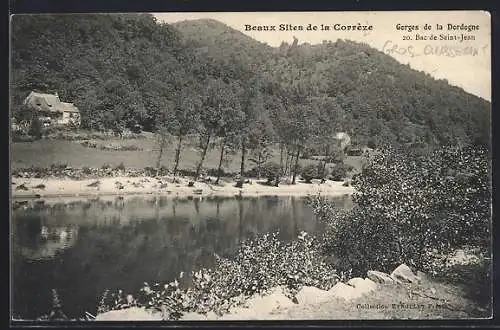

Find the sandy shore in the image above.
[{"left": 11, "top": 175, "right": 354, "bottom": 200}]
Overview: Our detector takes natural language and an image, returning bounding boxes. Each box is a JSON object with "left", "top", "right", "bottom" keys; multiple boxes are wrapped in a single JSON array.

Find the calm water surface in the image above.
[{"left": 11, "top": 194, "right": 352, "bottom": 319}]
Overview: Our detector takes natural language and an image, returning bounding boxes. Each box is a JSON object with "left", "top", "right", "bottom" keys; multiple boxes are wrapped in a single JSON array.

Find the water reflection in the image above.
[
  {"left": 19, "top": 225, "right": 79, "bottom": 261},
  {"left": 11, "top": 194, "right": 351, "bottom": 320}
]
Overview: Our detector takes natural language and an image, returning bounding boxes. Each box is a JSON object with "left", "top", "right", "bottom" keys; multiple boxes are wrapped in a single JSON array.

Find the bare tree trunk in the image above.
[
  {"left": 279, "top": 142, "right": 284, "bottom": 174},
  {"left": 236, "top": 141, "right": 246, "bottom": 188},
  {"left": 284, "top": 146, "right": 290, "bottom": 178},
  {"left": 287, "top": 148, "right": 294, "bottom": 180},
  {"left": 156, "top": 134, "right": 166, "bottom": 177},
  {"left": 321, "top": 158, "right": 328, "bottom": 180},
  {"left": 215, "top": 138, "right": 226, "bottom": 185},
  {"left": 277, "top": 142, "right": 284, "bottom": 187},
  {"left": 195, "top": 134, "right": 211, "bottom": 180},
  {"left": 257, "top": 153, "right": 262, "bottom": 180},
  {"left": 283, "top": 147, "right": 290, "bottom": 177},
  {"left": 173, "top": 135, "right": 183, "bottom": 177},
  {"left": 292, "top": 145, "right": 301, "bottom": 184}
]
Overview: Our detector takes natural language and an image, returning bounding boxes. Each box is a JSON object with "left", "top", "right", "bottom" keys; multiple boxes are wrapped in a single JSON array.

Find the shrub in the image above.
[
  {"left": 310, "top": 146, "right": 491, "bottom": 275},
  {"left": 114, "top": 162, "right": 126, "bottom": 172},
  {"left": 244, "top": 167, "right": 259, "bottom": 178},
  {"left": 28, "top": 117, "right": 43, "bottom": 140},
  {"left": 207, "top": 168, "right": 225, "bottom": 177},
  {"left": 143, "top": 167, "right": 157, "bottom": 177},
  {"left": 158, "top": 166, "right": 169, "bottom": 176},
  {"left": 329, "top": 163, "right": 354, "bottom": 181},
  {"left": 301, "top": 164, "right": 319, "bottom": 183},
  {"left": 260, "top": 162, "right": 281, "bottom": 185},
  {"left": 50, "top": 162, "right": 68, "bottom": 171}
]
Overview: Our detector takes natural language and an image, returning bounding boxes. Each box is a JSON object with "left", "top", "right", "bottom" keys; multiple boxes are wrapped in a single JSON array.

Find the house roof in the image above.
[
  {"left": 23, "top": 91, "right": 80, "bottom": 114},
  {"left": 60, "top": 102, "right": 80, "bottom": 113}
]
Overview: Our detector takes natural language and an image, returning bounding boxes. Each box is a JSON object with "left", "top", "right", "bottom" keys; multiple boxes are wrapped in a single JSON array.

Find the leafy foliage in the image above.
[
  {"left": 260, "top": 162, "right": 282, "bottom": 185},
  {"left": 28, "top": 116, "right": 42, "bottom": 140},
  {"left": 11, "top": 14, "right": 490, "bottom": 149},
  {"left": 98, "top": 231, "right": 340, "bottom": 319},
  {"left": 301, "top": 164, "right": 321, "bottom": 183},
  {"left": 329, "top": 163, "right": 354, "bottom": 181},
  {"left": 310, "top": 146, "right": 491, "bottom": 275}
]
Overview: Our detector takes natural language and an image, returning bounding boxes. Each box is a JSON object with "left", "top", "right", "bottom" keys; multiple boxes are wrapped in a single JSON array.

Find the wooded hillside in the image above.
[{"left": 11, "top": 14, "right": 490, "bottom": 148}]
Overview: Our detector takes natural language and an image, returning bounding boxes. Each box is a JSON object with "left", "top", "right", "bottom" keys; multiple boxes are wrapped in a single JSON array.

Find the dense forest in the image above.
[{"left": 11, "top": 14, "right": 491, "bottom": 152}]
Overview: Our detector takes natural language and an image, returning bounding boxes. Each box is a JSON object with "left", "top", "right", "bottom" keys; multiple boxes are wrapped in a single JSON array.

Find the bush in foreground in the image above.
[
  {"left": 97, "top": 232, "right": 341, "bottom": 319},
  {"left": 309, "top": 146, "right": 491, "bottom": 276}
]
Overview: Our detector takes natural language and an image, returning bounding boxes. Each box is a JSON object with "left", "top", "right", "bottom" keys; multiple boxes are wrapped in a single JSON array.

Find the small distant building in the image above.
[
  {"left": 23, "top": 91, "right": 81, "bottom": 127},
  {"left": 332, "top": 132, "right": 351, "bottom": 153}
]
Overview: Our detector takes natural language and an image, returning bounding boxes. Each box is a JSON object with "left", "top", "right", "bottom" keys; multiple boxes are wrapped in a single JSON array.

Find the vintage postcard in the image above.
[{"left": 10, "top": 11, "right": 492, "bottom": 322}]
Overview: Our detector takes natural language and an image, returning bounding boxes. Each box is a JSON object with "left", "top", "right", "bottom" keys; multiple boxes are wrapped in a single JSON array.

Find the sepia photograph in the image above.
[{"left": 9, "top": 10, "right": 492, "bottom": 322}]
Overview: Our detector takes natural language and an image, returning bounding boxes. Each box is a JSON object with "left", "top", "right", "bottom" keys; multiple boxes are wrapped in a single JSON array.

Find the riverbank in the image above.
[
  {"left": 11, "top": 176, "right": 355, "bottom": 199},
  {"left": 95, "top": 259, "right": 490, "bottom": 321}
]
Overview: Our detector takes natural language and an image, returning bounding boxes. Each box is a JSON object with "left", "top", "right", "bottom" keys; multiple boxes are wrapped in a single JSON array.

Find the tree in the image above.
[
  {"left": 168, "top": 85, "right": 202, "bottom": 176},
  {"left": 248, "top": 146, "right": 272, "bottom": 180},
  {"left": 287, "top": 103, "right": 315, "bottom": 184},
  {"left": 213, "top": 83, "right": 245, "bottom": 185},
  {"left": 234, "top": 84, "right": 269, "bottom": 187},
  {"left": 195, "top": 78, "right": 243, "bottom": 182},
  {"left": 153, "top": 99, "right": 175, "bottom": 176},
  {"left": 154, "top": 126, "right": 172, "bottom": 176},
  {"left": 312, "top": 146, "right": 491, "bottom": 274},
  {"left": 28, "top": 114, "right": 42, "bottom": 140}
]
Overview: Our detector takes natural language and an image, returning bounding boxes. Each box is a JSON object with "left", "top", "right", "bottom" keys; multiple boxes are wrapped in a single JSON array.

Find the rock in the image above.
[
  {"left": 367, "top": 270, "right": 395, "bottom": 284},
  {"left": 221, "top": 289, "right": 295, "bottom": 320},
  {"left": 245, "top": 289, "right": 295, "bottom": 312},
  {"left": 328, "top": 282, "right": 364, "bottom": 301},
  {"left": 95, "top": 307, "right": 162, "bottom": 321},
  {"left": 347, "top": 277, "right": 378, "bottom": 294},
  {"left": 390, "top": 264, "right": 419, "bottom": 284},
  {"left": 416, "top": 271, "right": 427, "bottom": 282},
  {"left": 295, "top": 286, "right": 333, "bottom": 305}
]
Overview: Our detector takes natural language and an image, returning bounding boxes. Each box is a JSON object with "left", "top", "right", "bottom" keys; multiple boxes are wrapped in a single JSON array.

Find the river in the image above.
[{"left": 11, "top": 194, "right": 352, "bottom": 320}]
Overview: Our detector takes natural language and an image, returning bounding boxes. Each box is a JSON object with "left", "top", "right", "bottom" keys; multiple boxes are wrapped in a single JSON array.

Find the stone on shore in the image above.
[
  {"left": 347, "top": 277, "right": 378, "bottom": 294},
  {"left": 295, "top": 286, "right": 333, "bottom": 305},
  {"left": 219, "top": 288, "right": 295, "bottom": 320},
  {"left": 367, "top": 270, "right": 395, "bottom": 284},
  {"left": 390, "top": 264, "right": 420, "bottom": 284},
  {"left": 244, "top": 288, "right": 295, "bottom": 313},
  {"left": 328, "top": 282, "right": 364, "bottom": 301}
]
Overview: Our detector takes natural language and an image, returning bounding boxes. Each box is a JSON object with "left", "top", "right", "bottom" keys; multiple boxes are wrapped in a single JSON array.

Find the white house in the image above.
[{"left": 23, "top": 91, "right": 81, "bottom": 127}]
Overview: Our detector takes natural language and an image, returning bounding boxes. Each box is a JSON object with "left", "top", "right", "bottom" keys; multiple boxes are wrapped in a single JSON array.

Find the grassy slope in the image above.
[{"left": 11, "top": 137, "right": 353, "bottom": 174}]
